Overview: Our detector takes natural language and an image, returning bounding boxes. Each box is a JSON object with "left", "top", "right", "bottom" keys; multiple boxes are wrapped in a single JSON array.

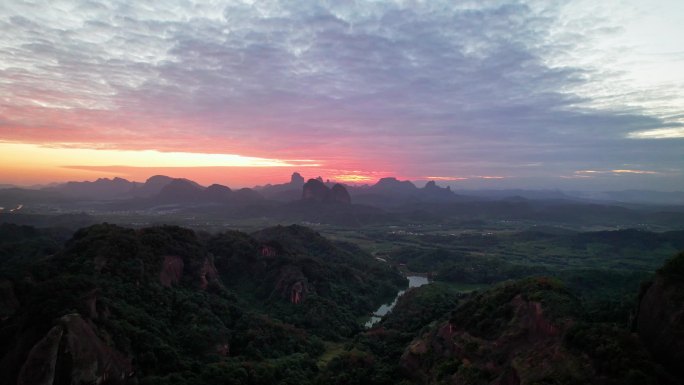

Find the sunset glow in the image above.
[
  {"left": 0, "top": 0, "right": 682, "bottom": 190},
  {"left": 332, "top": 174, "right": 376, "bottom": 183}
]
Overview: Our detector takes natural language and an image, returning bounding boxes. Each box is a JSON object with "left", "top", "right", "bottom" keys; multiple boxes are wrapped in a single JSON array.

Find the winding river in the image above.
[{"left": 365, "top": 275, "right": 429, "bottom": 328}]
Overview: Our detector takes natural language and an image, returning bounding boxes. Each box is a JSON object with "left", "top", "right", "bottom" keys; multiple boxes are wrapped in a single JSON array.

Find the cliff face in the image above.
[
  {"left": 273, "top": 266, "right": 309, "bottom": 304},
  {"left": 390, "top": 276, "right": 678, "bottom": 385},
  {"left": 159, "top": 255, "right": 184, "bottom": 287},
  {"left": 636, "top": 251, "right": 684, "bottom": 378},
  {"left": 17, "top": 314, "right": 134, "bottom": 385},
  {"left": 400, "top": 278, "right": 582, "bottom": 385},
  {"left": 0, "top": 223, "right": 407, "bottom": 384}
]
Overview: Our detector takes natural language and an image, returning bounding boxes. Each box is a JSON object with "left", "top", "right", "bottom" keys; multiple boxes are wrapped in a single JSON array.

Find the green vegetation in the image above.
[
  {"left": 0, "top": 223, "right": 405, "bottom": 384},
  {"left": 0, "top": 222, "right": 682, "bottom": 384}
]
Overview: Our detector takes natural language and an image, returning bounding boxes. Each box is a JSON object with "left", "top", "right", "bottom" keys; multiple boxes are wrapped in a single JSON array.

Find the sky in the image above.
[{"left": 1, "top": 0, "right": 683, "bottom": 190}]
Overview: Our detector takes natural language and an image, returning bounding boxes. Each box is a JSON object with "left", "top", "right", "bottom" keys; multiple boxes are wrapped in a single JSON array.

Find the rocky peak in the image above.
[
  {"left": 331, "top": 184, "right": 351, "bottom": 204},
  {"left": 273, "top": 266, "right": 309, "bottom": 304},
  {"left": 18, "top": 314, "right": 134, "bottom": 385},
  {"left": 424, "top": 180, "right": 438, "bottom": 189},
  {"left": 400, "top": 278, "right": 580, "bottom": 384},
  {"left": 370, "top": 177, "right": 418, "bottom": 196},
  {"left": 302, "top": 179, "right": 352, "bottom": 204},
  {"left": 290, "top": 172, "right": 305, "bottom": 186},
  {"left": 302, "top": 178, "right": 331, "bottom": 202}
]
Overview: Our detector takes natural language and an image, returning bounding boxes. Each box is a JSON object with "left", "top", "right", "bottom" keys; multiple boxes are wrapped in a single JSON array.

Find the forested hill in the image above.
[
  {"left": 0, "top": 223, "right": 405, "bottom": 385},
  {"left": 1, "top": 223, "right": 682, "bottom": 384}
]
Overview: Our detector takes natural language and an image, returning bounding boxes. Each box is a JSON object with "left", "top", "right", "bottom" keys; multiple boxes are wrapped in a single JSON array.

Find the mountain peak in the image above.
[
  {"left": 302, "top": 179, "right": 351, "bottom": 204},
  {"left": 290, "top": 172, "right": 305, "bottom": 186}
]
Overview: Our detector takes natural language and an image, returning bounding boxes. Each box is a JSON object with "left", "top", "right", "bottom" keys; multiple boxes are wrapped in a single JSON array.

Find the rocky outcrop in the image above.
[
  {"left": 257, "top": 172, "right": 306, "bottom": 201},
  {"left": 302, "top": 178, "right": 330, "bottom": 202},
  {"left": 160, "top": 255, "right": 184, "bottom": 287},
  {"left": 273, "top": 266, "right": 309, "bottom": 304},
  {"left": 331, "top": 184, "right": 351, "bottom": 204},
  {"left": 199, "top": 257, "right": 219, "bottom": 290},
  {"left": 259, "top": 244, "right": 278, "bottom": 257},
  {"left": 421, "top": 180, "right": 457, "bottom": 202},
  {"left": 635, "top": 251, "right": 684, "bottom": 378},
  {"left": 399, "top": 279, "right": 581, "bottom": 384},
  {"left": 369, "top": 177, "right": 418, "bottom": 196},
  {"left": 290, "top": 172, "right": 305, "bottom": 187},
  {"left": 302, "top": 179, "right": 351, "bottom": 204},
  {"left": 18, "top": 314, "right": 134, "bottom": 385}
]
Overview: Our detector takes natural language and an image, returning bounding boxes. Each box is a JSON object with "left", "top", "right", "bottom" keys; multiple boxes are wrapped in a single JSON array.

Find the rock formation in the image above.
[
  {"left": 302, "top": 178, "right": 331, "bottom": 202},
  {"left": 273, "top": 266, "right": 309, "bottom": 304},
  {"left": 199, "top": 257, "right": 219, "bottom": 290},
  {"left": 290, "top": 172, "right": 305, "bottom": 187},
  {"left": 17, "top": 314, "right": 134, "bottom": 385},
  {"left": 159, "top": 255, "right": 184, "bottom": 287},
  {"left": 302, "top": 179, "right": 351, "bottom": 204},
  {"left": 399, "top": 278, "right": 581, "bottom": 384},
  {"left": 331, "top": 184, "right": 352, "bottom": 204}
]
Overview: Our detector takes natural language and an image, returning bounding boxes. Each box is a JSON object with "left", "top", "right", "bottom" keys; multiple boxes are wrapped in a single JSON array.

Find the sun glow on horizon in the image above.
[
  {"left": 0, "top": 142, "right": 319, "bottom": 168},
  {"left": 332, "top": 174, "right": 375, "bottom": 183},
  {"left": 0, "top": 142, "right": 323, "bottom": 185}
]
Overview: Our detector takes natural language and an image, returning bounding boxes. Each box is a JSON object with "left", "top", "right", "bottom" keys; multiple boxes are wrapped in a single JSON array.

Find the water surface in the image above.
[{"left": 365, "top": 275, "right": 429, "bottom": 328}]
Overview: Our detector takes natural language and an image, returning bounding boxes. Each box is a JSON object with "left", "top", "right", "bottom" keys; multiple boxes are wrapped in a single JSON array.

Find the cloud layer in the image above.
[{"left": 1, "top": 0, "right": 682, "bottom": 188}]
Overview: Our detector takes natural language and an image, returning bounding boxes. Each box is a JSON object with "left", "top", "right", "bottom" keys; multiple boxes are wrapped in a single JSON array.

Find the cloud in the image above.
[
  {"left": 627, "top": 128, "right": 684, "bottom": 139},
  {"left": 574, "top": 169, "right": 661, "bottom": 176},
  {"left": 0, "top": 0, "right": 682, "bottom": 189}
]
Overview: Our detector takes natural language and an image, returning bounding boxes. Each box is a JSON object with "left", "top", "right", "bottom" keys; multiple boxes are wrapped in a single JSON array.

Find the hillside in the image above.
[{"left": 0, "top": 224, "right": 405, "bottom": 384}]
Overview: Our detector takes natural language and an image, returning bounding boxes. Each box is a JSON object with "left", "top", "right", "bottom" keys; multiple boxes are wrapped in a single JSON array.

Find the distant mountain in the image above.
[
  {"left": 420, "top": 180, "right": 457, "bottom": 202},
  {"left": 569, "top": 190, "right": 684, "bottom": 206},
  {"left": 302, "top": 179, "right": 351, "bottom": 204},
  {"left": 368, "top": 177, "right": 418, "bottom": 196},
  {"left": 49, "top": 177, "right": 137, "bottom": 199},
  {"left": 452, "top": 188, "right": 571, "bottom": 201},
  {"left": 258, "top": 172, "right": 307, "bottom": 201},
  {"left": 0, "top": 187, "right": 67, "bottom": 206},
  {"left": 130, "top": 175, "right": 176, "bottom": 197},
  {"left": 350, "top": 177, "right": 462, "bottom": 206},
  {"left": 330, "top": 184, "right": 351, "bottom": 204},
  {"left": 150, "top": 178, "right": 263, "bottom": 206},
  {"left": 44, "top": 175, "right": 204, "bottom": 201},
  {"left": 155, "top": 178, "right": 205, "bottom": 203},
  {"left": 205, "top": 183, "right": 233, "bottom": 201}
]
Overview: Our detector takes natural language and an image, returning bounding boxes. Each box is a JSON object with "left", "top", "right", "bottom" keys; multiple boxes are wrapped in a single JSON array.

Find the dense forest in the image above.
[{"left": 0, "top": 223, "right": 682, "bottom": 384}]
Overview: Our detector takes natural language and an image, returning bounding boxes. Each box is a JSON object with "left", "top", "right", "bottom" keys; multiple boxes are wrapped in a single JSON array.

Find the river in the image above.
[{"left": 364, "top": 275, "right": 429, "bottom": 328}]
